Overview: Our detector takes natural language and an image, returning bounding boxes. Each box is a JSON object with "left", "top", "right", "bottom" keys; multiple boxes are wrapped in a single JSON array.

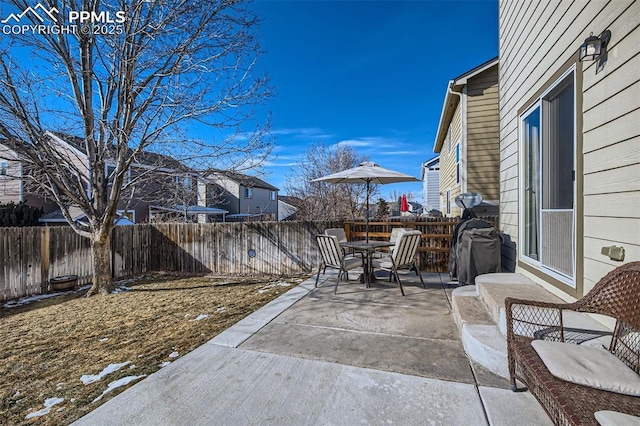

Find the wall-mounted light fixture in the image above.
[{"left": 579, "top": 30, "right": 611, "bottom": 62}]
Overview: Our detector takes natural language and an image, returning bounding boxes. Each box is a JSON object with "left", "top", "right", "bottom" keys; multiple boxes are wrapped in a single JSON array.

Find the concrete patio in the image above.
[{"left": 73, "top": 270, "right": 552, "bottom": 425}]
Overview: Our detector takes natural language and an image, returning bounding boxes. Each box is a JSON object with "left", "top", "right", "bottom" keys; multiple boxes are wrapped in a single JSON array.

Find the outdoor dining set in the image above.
[
  {"left": 311, "top": 161, "right": 425, "bottom": 296},
  {"left": 315, "top": 227, "right": 425, "bottom": 296}
]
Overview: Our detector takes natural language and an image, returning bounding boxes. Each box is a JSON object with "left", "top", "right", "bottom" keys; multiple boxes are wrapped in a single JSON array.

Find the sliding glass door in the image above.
[{"left": 520, "top": 70, "right": 575, "bottom": 284}]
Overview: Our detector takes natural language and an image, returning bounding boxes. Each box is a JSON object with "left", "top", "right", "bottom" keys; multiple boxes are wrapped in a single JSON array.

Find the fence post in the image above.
[{"left": 40, "top": 227, "right": 50, "bottom": 293}]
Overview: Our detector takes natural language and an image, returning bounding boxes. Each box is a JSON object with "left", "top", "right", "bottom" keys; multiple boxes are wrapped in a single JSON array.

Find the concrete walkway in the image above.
[{"left": 73, "top": 271, "right": 551, "bottom": 425}]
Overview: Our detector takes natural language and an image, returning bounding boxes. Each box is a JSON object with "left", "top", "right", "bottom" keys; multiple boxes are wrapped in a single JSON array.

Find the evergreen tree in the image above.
[
  {"left": 0, "top": 202, "right": 43, "bottom": 227},
  {"left": 374, "top": 198, "right": 390, "bottom": 219}
]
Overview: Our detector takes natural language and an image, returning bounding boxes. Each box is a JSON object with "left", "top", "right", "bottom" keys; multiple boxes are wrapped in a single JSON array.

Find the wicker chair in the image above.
[{"left": 505, "top": 261, "right": 640, "bottom": 425}]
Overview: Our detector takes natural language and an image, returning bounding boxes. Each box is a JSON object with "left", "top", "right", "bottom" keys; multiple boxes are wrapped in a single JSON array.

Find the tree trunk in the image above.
[{"left": 86, "top": 232, "right": 114, "bottom": 296}]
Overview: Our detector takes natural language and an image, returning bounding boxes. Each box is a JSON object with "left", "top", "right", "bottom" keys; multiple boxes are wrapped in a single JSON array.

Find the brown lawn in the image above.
[{"left": 0, "top": 273, "right": 307, "bottom": 425}]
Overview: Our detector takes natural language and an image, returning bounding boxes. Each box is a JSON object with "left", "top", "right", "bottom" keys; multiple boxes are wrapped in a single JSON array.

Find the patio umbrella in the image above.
[{"left": 311, "top": 162, "right": 420, "bottom": 242}]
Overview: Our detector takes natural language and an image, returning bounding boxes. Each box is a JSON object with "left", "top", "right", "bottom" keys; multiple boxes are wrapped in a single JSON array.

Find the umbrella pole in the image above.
[{"left": 366, "top": 180, "right": 370, "bottom": 243}]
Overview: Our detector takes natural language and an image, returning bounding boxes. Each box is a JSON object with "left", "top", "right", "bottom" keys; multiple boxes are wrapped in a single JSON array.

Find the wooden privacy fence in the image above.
[
  {"left": 344, "top": 216, "right": 498, "bottom": 273},
  {"left": 0, "top": 217, "right": 497, "bottom": 302},
  {"left": 0, "top": 221, "right": 341, "bottom": 302}
]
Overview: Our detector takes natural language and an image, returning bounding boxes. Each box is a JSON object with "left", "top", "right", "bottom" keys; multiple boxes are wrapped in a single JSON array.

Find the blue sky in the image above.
[{"left": 250, "top": 0, "right": 499, "bottom": 202}]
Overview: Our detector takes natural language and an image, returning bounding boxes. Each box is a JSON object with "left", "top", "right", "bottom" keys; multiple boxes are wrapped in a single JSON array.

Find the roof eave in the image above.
[
  {"left": 433, "top": 81, "right": 461, "bottom": 153},
  {"left": 433, "top": 57, "right": 499, "bottom": 154}
]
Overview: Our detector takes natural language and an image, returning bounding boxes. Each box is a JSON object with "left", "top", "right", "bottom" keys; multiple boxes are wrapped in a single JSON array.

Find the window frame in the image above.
[
  {"left": 518, "top": 67, "right": 577, "bottom": 287},
  {"left": 244, "top": 187, "right": 253, "bottom": 199},
  {"left": 455, "top": 142, "right": 461, "bottom": 186},
  {"left": 446, "top": 188, "right": 451, "bottom": 216},
  {"left": 105, "top": 163, "right": 131, "bottom": 185}
]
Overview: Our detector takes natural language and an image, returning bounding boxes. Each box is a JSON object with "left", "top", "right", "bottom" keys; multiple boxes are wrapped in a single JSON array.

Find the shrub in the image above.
[{"left": 0, "top": 202, "right": 44, "bottom": 227}]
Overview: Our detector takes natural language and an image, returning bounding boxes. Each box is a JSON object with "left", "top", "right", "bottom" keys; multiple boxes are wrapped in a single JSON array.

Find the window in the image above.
[
  {"left": 175, "top": 175, "right": 191, "bottom": 188},
  {"left": 1, "top": 161, "right": 6, "bottom": 176},
  {"left": 105, "top": 164, "right": 130, "bottom": 185},
  {"left": 446, "top": 189, "right": 451, "bottom": 216},
  {"left": 455, "top": 143, "right": 461, "bottom": 185},
  {"left": 520, "top": 70, "right": 575, "bottom": 283},
  {"left": 270, "top": 190, "right": 276, "bottom": 201},
  {"left": 105, "top": 165, "right": 116, "bottom": 187},
  {"left": 244, "top": 187, "right": 253, "bottom": 198}
]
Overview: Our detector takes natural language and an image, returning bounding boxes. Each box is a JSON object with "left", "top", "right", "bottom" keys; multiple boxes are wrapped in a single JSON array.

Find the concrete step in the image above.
[
  {"left": 451, "top": 272, "right": 615, "bottom": 379},
  {"left": 452, "top": 285, "right": 509, "bottom": 378}
]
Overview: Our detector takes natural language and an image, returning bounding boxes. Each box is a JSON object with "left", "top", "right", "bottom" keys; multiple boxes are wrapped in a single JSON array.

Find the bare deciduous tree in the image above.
[
  {"left": 284, "top": 143, "right": 372, "bottom": 221},
  {"left": 0, "top": 0, "right": 272, "bottom": 295}
]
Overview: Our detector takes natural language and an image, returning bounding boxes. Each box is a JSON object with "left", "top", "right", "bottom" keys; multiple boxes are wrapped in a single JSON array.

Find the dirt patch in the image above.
[{"left": 0, "top": 273, "right": 308, "bottom": 425}]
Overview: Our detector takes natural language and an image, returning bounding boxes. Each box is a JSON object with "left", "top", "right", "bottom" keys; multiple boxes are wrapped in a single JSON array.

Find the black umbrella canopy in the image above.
[{"left": 312, "top": 162, "right": 420, "bottom": 242}]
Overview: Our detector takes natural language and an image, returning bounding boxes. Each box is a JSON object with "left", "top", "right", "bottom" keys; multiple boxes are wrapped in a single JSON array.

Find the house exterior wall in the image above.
[
  {"left": 499, "top": 0, "right": 639, "bottom": 298},
  {"left": 239, "top": 186, "right": 277, "bottom": 218},
  {"left": 422, "top": 163, "right": 440, "bottom": 212},
  {"left": 439, "top": 105, "right": 463, "bottom": 217},
  {"left": 207, "top": 176, "right": 277, "bottom": 218},
  {"left": 466, "top": 67, "right": 500, "bottom": 204},
  {"left": 0, "top": 145, "right": 22, "bottom": 205},
  {"left": 214, "top": 178, "right": 241, "bottom": 214}
]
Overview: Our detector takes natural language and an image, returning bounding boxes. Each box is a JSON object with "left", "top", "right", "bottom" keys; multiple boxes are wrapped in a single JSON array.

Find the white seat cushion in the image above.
[
  {"left": 595, "top": 411, "right": 640, "bottom": 426},
  {"left": 531, "top": 340, "right": 640, "bottom": 397},
  {"left": 342, "top": 256, "right": 363, "bottom": 270},
  {"left": 372, "top": 256, "right": 393, "bottom": 269}
]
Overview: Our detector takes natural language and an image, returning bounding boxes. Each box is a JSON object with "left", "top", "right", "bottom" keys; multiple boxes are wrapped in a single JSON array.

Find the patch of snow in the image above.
[
  {"left": 3, "top": 285, "right": 90, "bottom": 309},
  {"left": 129, "top": 365, "right": 136, "bottom": 369},
  {"left": 56, "top": 383, "right": 65, "bottom": 390},
  {"left": 98, "top": 337, "right": 109, "bottom": 342},
  {"left": 258, "top": 281, "right": 292, "bottom": 294},
  {"left": 81, "top": 361, "right": 131, "bottom": 385},
  {"left": 92, "top": 375, "right": 146, "bottom": 403},
  {"left": 12, "top": 391, "right": 20, "bottom": 399},
  {"left": 25, "top": 397, "right": 64, "bottom": 419},
  {"left": 158, "top": 361, "right": 171, "bottom": 368},
  {"left": 194, "top": 314, "right": 209, "bottom": 321},
  {"left": 216, "top": 307, "right": 227, "bottom": 313},
  {"left": 169, "top": 351, "right": 179, "bottom": 358},
  {"left": 112, "top": 285, "right": 132, "bottom": 294}
]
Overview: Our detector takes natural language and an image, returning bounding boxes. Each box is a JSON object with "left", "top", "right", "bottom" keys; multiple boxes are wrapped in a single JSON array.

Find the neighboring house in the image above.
[
  {"left": 277, "top": 195, "right": 301, "bottom": 221},
  {"left": 498, "top": 0, "right": 639, "bottom": 299},
  {"left": 420, "top": 156, "right": 440, "bottom": 212},
  {"left": 205, "top": 171, "right": 278, "bottom": 220},
  {"left": 0, "top": 144, "right": 57, "bottom": 214},
  {"left": 408, "top": 201, "right": 423, "bottom": 215},
  {"left": 433, "top": 57, "right": 500, "bottom": 218},
  {"left": 0, "top": 132, "right": 198, "bottom": 224}
]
